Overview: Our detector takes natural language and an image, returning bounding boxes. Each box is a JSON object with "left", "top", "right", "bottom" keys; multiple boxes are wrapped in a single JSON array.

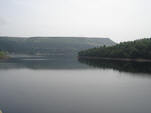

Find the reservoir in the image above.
[{"left": 0, "top": 56, "right": 151, "bottom": 113}]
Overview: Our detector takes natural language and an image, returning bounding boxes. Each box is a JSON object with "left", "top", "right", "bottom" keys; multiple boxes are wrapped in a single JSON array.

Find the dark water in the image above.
[{"left": 0, "top": 56, "right": 151, "bottom": 113}]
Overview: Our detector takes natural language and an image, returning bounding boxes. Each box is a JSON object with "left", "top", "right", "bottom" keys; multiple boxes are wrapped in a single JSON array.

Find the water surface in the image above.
[{"left": 0, "top": 56, "right": 151, "bottom": 113}]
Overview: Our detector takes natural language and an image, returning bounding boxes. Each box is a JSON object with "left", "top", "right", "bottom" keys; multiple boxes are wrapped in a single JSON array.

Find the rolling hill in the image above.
[{"left": 0, "top": 36, "right": 116, "bottom": 56}]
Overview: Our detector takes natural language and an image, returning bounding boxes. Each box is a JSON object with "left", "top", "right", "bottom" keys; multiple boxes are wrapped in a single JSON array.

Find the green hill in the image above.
[
  {"left": 79, "top": 38, "right": 151, "bottom": 60},
  {"left": 0, "top": 36, "right": 116, "bottom": 56}
]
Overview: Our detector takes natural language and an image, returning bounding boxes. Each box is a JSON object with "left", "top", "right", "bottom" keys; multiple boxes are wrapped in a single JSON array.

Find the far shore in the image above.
[
  {"left": 78, "top": 56, "right": 151, "bottom": 62},
  {"left": 0, "top": 55, "right": 9, "bottom": 60}
]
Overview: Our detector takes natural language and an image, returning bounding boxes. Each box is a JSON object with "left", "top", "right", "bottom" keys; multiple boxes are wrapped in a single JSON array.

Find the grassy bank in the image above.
[{"left": 0, "top": 51, "right": 7, "bottom": 59}]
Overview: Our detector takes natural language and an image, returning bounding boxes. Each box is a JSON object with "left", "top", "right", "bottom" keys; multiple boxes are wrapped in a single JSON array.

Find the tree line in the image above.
[{"left": 79, "top": 38, "right": 151, "bottom": 59}]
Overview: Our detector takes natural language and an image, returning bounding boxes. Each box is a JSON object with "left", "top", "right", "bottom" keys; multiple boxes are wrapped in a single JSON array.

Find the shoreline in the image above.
[
  {"left": 0, "top": 55, "right": 9, "bottom": 60},
  {"left": 78, "top": 56, "right": 151, "bottom": 62}
]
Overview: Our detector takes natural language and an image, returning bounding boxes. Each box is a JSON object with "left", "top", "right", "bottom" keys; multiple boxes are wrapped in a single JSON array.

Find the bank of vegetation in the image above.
[
  {"left": 0, "top": 51, "right": 7, "bottom": 59},
  {"left": 79, "top": 38, "right": 151, "bottom": 60}
]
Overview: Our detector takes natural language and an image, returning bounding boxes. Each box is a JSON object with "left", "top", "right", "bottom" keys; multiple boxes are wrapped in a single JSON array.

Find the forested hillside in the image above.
[
  {"left": 0, "top": 37, "right": 115, "bottom": 56},
  {"left": 79, "top": 38, "right": 151, "bottom": 59}
]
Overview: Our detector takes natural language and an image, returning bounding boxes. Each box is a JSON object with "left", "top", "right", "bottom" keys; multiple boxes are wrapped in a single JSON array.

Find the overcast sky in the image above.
[{"left": 0, "top": 0, "right": 151, "bottom": 42}]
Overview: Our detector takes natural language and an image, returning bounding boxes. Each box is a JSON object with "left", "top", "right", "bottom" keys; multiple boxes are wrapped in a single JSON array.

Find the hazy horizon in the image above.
[{"left": 0, "top": 0, "right": 151, "bottom": 42}]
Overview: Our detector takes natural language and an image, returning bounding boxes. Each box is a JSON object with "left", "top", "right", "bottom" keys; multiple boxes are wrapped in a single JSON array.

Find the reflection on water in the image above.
[
  {"left": 1, "top": 56, "right": 151, "bottom": 74},
  {"left": 79, "top": 58, "right": 151, "bottom": 74},
  {"left": 0, "top": 56, "right": 151, "bottom": 113},
  {"left": 0, "top": 56, "right": 90, "bottom": 70}
]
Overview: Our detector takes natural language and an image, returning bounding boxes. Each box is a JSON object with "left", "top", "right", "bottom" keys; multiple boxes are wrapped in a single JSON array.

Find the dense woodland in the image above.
[{"left": 79, "top": 38, "right": 151, "bottom": 59}]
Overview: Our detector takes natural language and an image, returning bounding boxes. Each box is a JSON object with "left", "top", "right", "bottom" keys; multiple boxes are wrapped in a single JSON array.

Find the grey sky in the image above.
[{"left": 0, "top": 0, "right": 151, "bottom": 42}]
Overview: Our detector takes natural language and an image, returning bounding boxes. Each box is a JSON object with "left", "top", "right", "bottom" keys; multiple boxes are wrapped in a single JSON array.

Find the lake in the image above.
[{"left": 0, "top": 56, "right": 151, "bottom": 113}]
